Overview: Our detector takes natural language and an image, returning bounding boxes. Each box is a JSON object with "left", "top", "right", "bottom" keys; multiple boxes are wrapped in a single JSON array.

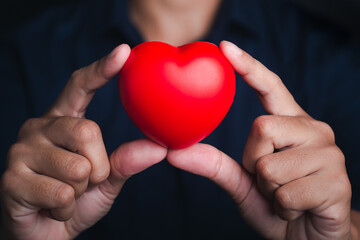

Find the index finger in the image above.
[
  {"left": 220, "top": 41, "right": 308, "bottom": 117},
  {"left": 47, "top": 44, "right": 131, "bottom": 118}
]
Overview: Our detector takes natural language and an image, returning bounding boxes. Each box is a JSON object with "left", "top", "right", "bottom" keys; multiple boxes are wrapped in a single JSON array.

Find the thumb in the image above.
[
  {"left": 47, "top": 44, "right": 131, "bottom": 117},
  {"left": 220, "top": 41, "right": 308, "bottom": 117},
  {"left": 63, "top": 139, "right": 167, "bottom": 236},
  {"left": 98, "top": 139, "right": 168, "bottom": 200},
  {"left": 167, "top": 143, "right": 253, "bottom": 205},
  {"left": 167, "top": 144, "right": 286, "bottom": 238}
]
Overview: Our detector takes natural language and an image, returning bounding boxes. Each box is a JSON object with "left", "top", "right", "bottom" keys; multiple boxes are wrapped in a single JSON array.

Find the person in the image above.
[{"left": 1, "top": 0, "right": 360, "bottom": 239}]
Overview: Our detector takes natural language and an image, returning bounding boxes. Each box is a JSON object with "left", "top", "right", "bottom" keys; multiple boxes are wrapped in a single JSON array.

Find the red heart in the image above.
[{"left": 118, "top": 41, "right": 235, "bottom": 149}]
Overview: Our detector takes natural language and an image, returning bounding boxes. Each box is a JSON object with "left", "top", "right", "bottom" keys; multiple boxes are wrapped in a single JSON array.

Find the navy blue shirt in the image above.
[{"left": 1, "top": 0, "right": 360, "bottom": 239}]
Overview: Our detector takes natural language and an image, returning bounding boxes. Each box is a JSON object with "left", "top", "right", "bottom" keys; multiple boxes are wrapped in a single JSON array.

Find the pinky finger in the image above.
[
  {"left": 273, "top": 173, "right": 351, "bottom": 223},
  {"left": 2, "top": 170, "right": 76, "bottom": 222}
]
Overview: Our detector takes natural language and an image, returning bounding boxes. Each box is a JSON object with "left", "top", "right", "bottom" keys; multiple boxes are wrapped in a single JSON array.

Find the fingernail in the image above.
[
  {"left": 108, "top": 44, "right": 123, "bottom": 58},
  {"left": 222, "top": 40, "right": 243, "bottom": 56}
]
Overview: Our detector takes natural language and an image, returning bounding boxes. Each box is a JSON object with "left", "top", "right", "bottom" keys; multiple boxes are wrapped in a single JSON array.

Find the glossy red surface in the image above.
[{"left": 119, "top": 41, "right": 235, "bottom": 149}]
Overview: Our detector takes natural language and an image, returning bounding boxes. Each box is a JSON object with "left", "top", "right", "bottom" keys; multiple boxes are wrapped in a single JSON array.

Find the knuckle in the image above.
[
  {"left": 91, "top": 165, "right": 110, "bottom": 184},
  {"left": 256, "top": 155, "right": 276, "bottom": 183},
  {"left": 0, "top": 171, "right": 15, "bottom": 195},
  {"left": 74, "top": 120, "right": 101, "bottom": 143},
  {"left": 313, "top": 120, "right": 335, "bottom": 142},
  {"left": 0, "top": 166, "right": 24, "bottom": 197},
  {"left": 274, "top": 205, "right": 302, "bottom": 222},
  {"left": 330, "top": 146, "right": 345, "bottom": 164},
  {"left": 67, "top": 156, "right": 91, "bottom": 183},
  {"left": 7, "top": 143, "right": 27, "bottom": 163},
  {"left": 270, "top": 72, "right": 283, "bottom": 88},
  {"left": 111, "top": 143, "right": 137, "bottom": 179},
  {"left": 248, "top": 58, "right": 260, "bottom": 76},
  {"left": 55, "top": 184, "right": 75, "bottom": 208},
  {"left": 252, "top": 115, "right": 274, "bottom": 139},
  {"left": 69, "top": 69, "right": 86, "bottom": 92},
  {"left": 22, "top": 118, "right": 38, "bottom": 129},
  {"left": 18, "top": 118, "right": 39, "bottom": 138},
  {"left": 209, "top": 149, "right": 223, "bottom": 181},
  {"left": 332, "top": 212, "right": 348, "bottom": 227},
  {"left": 320, "top": 145, "right": 346, "bottom": 168},
  {"left": 51, "top": 115, "right": 69, "bottom": 126},
  {"left": 70, "top": 69, "right": 83, "bottom": 81},
  {"left": 50, "top": 116, "right": 73, "bottom": 133},
  {"left": 325, "top": 205, "right": 349, "bottom": 227},
  {"left": 275, "top": 188, "right": 292, "bottom": 209},
  {"left": 94, "top": 59, "right": 105, "bottom": 76},
  {"left": 334, "top": 174, "right": 352, "bottom": 201}
]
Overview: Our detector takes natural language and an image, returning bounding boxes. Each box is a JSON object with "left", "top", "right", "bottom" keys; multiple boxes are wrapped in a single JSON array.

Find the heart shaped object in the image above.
[{"left": 118, "top": 41, "right": 235, "bottom": 149}]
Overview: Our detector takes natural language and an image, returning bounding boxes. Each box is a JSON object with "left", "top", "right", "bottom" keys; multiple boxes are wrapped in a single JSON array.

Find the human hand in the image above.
[
  {"left": 0, "top": 44, "right": 167, "bottom": 239},
  {"left": 167, "top": 41, "right": 354, "bottom": 239}
]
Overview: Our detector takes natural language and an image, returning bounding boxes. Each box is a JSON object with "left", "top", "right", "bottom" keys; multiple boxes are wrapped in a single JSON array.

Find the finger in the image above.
[
  {"left": 255, "top": 145, "right": 342, "bottom": 200},
  {"left": 167, "top": 143, "right": 290, "bottom": 238},
  {"left": 47, "top": 44, "right": 131, "bottom": 117},
  {"left": 25, "top": 145, "right": 91, "bottom": 198},
  {"left": 98, "top": 139, "right": 167, "bottom": 201},
  {"left": 2, "top": 169, "right": 76, "bottom": 221},
  {"left": 167, "top": 143, "right": 253, "bottom": 205},
  {"left": 273, "top": 203, "right": 304, "bottom": 222},
  {"left": 243, "top": 115, "right": 319, "bottom": 173},
  {"left": 220, "top": 40, "right": 308, "bottom": 117},
  {"left": 273, "top": 173, "right": 351, "bottom": 222},
  {"left": 44, "top": 117, "right": 110, "bottom": 184}
]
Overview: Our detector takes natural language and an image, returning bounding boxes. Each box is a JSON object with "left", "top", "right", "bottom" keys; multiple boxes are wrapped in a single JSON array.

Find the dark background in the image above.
[
  {"left": 1, "top": 0, "right": 360, "bottom": 37},
  {"left": 292, "top": 0, "right": 360, "bottom": 33}
]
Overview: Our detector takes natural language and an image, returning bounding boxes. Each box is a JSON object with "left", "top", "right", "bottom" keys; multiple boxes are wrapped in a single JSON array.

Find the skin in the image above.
[
  {"left": 1, "top": 0, "right": 359, "bottom": 239},
  {"left": 168, "top": 41, "right": 359, "bottom": 239},
  {"left": 130, "top": 0, "right": 222, "bottom": 46},
  {"left": 0, "top": 44, "right": 167, "bottom": 239}
]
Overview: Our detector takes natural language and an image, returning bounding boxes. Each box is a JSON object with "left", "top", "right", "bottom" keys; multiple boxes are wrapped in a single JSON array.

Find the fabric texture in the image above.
[{"left": 1, "top": 0, "right": 359, "bottom": 239}]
